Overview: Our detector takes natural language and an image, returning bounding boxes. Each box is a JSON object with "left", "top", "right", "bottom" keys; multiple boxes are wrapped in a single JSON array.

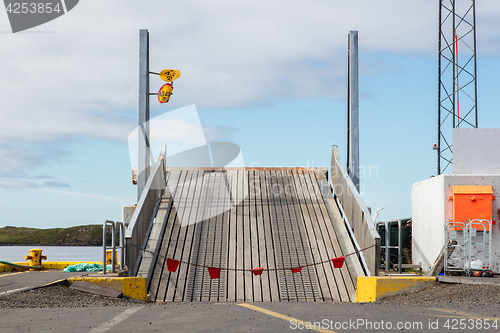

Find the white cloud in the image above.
[
  {"left": 0, "top": 178, "right": 38, "bottom": 189},
  {"left": 0, "top": 0, "right": 499, "bottom": 146},
  {"left": 0, "top": 145, "right": 69, "bottom": 174},
  {"left": 43, "top": 181, "right": 71, "bottom": 188},
  {"left": 37, "top": 188, "right": 126, "bottom": 203}
]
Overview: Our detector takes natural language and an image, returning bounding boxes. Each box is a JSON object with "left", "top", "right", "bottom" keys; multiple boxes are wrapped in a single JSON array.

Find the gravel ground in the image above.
[
  {"left": 376, "top": 283, "right": 500, "bottom": 311},
  {"left": 0, "top": 285, "right": 144, "bottom": 309},
  {"left": 2, "top": 282, "right": 500, "bottom": 310}
]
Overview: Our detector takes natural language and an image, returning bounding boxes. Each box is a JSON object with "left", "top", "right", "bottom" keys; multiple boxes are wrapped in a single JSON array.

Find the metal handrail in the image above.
[{"left": 125, "top": 145, "right": 167, "bottom": 276}]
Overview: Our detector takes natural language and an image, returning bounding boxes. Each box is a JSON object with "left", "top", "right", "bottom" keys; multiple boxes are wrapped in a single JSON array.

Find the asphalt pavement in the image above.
[
  {"left": 0, "top": 270, "right": 84, "bottom": 296},
  {"left": 1, "top": 302, "right": 499, "bottom": 333}
]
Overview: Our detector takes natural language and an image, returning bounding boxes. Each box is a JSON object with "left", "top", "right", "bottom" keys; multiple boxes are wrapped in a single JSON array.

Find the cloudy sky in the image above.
[{"left": 1, "top": 0, "right": 500, "bottom": 228}]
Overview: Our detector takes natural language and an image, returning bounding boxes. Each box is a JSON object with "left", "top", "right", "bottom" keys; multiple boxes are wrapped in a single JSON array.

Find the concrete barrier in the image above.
[{"left": 355, "top": 276, "right": 437, "bottom": 302}]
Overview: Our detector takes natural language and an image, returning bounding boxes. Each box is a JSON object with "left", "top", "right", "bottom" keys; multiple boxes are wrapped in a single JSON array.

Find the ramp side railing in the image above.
[
  {"left": 103, "top": 220, "right": 128, "bottom": 274},
  {"left": 330, "top": 145, "right": 381, "bottom": 276},
  {"left": 125, "top": 145, "right": 167, "bottom": 276}
]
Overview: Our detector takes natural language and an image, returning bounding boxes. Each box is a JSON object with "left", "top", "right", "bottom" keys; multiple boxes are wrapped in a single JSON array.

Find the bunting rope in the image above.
[{"left": 131, "top": 243, "right": 376, "bottom": 277}]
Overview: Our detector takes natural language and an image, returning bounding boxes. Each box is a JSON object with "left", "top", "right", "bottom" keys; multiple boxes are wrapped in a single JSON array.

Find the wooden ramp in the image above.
[{"left": 144, "top": 167, "right": 364, "bottom": 303}]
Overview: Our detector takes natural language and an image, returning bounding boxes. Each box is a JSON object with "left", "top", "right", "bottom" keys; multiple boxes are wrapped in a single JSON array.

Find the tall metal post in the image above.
[
  {"left": 347, "top": 31, "right": 360, "bottom": 191},
  {"left": 437, "top": 0, "right": 478, "bottom": 174},
  {"left": 138, "top": 29, "right": 150, "bottom": 201}
]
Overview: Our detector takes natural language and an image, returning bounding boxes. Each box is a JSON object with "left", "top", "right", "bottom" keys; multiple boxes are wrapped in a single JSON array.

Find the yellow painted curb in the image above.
[
  {"left": 0, "top": 261, "right": 102, "bottom": 272},
  {"left": 68, "top": 277, "right": 147, "bottom": 302},
  {"left": 355, "top": 276, "right": 437, "bottom": 303}
]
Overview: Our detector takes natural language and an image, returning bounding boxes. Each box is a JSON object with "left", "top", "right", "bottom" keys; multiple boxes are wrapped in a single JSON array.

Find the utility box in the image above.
[{"left": 450, "top": 185, "right": 494, "bottom": 231}]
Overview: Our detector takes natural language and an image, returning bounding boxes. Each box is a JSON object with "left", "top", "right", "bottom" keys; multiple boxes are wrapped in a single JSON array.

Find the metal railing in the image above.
[
  {"left": 330, "top": 145, "right": 381, "bottom": 276},
  {"left": 376, "top": 218, "right": 411, "bottom": 273},
  {"left": 125, "top": 145, "right": 167, "bottom": 276},
  {"left": 445, "top": 219, "right": 492, "bottom": 275},
  {"left": 103, "top": 220, "right": 128, "bottom": 274}
]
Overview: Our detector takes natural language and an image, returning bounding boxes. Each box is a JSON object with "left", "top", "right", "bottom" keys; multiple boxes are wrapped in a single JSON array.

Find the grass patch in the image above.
[{"left": 0, "top": 225, "right": 112, "bottom": 246}]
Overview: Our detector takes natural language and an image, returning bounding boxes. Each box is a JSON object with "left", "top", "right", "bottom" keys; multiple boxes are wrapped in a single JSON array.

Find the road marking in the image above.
[
  {"left": 0, "top": 271, "right": 26, "bottom": 278},
  {"left": 238, "top": 303, "right": 336, "bottom": 333},
  {"left": 428, "top": 308, "right": 498, "bottom": 321},
  {"left": 89, "top": 306, "right": 143, "bottom": 333},
  {"left": 0, "top": 286, "right": 35, "bottom": 297}
]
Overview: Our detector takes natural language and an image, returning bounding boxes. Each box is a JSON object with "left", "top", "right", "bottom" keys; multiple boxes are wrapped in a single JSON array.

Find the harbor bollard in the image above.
[
  {"left": 106, "top": 249, "right": 117, "bottom": 266},
  {"left": 24, "top": 249, "right": 47, "bottom": 270}
]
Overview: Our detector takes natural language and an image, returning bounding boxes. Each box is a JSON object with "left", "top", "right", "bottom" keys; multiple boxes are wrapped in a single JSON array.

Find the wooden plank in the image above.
[
  {"left": 187, "top": 171, "right": 213, "bottom": 302},
  {"left": 200, "top": 172, "right": 217, "bottom": 303},
  {"left": 289, "top": 169, "right": 332, "bottom": 302},
  {"left": 148, "top": 172, "right": 175, "bottom": 301},
  {"left": 243, "top": 170, "right": 253, "bottom": 302},
  {"left": 248, "top": 170, "right": 262, "bottom": 302},
  {"left": 173, "top": 170, "right": 201, "bottom": 302},
  {"left": 261, "top": 170, "right": 280, "bottom": 301},
  {"left": 275, "top": 169, "right": 309, "bottom": 302},
  {"left": 164, "top": 170, "right": 195, "bottom": 302},
  {"left": 254, "top": 171, "right": 271, "bottom": 302},
  {"left": 300, "top": 170, "right": 348, "bottom": 301},
  {"left": 310, "top": 171, "right": 356, "bottom": 301},
  {"left": 160, "top": 170, "right": 189, "bottom": 302},
  {"left": 210, "top": 172, "right": 225, "bottom": 302},
  {"left": 226, "top": 170, "right": 237, "bottom": 302},
  {"left": 270, "top": 170, "right": 299, "bottom": 300},
  {"left": 235, "top": 170, "right": 245, "bottom": 302},
  {"left": 315, "top": 169, "right": 366, "bottom": 282},
  {"left": 184, "top": 172, "right": 212, "bottom": 301},
  {"left": 298, "top": 169, "right": 343, "bottom": 301},
  {"left": 289, "top": 168, "right": 319, "bottom": 301},
  {"left": 150, "top": 171, "right": 182, "bottom": 302},
  {"left": 70, "top": 281, "right": 122, "bottom": 298},
  {"left": 218, "top": 171, "right": 231, "bottom": 302}
]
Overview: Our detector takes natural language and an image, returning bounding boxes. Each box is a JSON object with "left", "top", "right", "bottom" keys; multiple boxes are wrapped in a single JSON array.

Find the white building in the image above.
[{"left": 412, "top": 129, "right": 500, "bottom": 274}]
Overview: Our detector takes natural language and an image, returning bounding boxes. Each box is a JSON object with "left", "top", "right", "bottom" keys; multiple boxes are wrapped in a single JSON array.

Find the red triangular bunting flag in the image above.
[
  {"left": 252, "top": 267, "right": 264, "bottom": 276},
  {"left": 166, "top": 259, "right": 180, "bottom": 272},
  {"left": 208, "top": 267, "right": 221, "bottom": 279},
  {"left": 290, "top": 267, "right": 302, "bottom": 273},
  {"left": 332, "top": 256, "right": 345, "bottom": 268}
]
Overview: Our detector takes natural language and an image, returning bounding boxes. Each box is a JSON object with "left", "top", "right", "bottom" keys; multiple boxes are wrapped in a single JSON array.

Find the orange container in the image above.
[{"left": 450, "top": 185, "right": 494, "bottom": 231}]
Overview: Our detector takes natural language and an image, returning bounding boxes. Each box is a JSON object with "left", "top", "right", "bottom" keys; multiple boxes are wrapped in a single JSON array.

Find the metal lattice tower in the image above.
[{"left": 437, "top": 0, "right": 478, "bottom": 174}]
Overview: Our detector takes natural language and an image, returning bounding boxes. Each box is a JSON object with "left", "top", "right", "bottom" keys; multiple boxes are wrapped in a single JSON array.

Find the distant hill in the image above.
[{"left": 0, "top": 225, "right": 112, "bottom": 246}]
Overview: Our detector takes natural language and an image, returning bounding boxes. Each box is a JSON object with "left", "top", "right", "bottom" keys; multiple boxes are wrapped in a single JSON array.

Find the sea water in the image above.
[{"left": 0, "top": 246, "right": 104, "bottom": 263}]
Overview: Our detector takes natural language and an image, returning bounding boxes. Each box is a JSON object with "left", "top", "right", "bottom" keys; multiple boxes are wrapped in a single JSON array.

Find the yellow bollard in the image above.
[
  {"left": 106, "top": 249, "right": 118, "bottom": 266},
  {"left": 24, "top": 248, "right": 47, "bottom": 270}
]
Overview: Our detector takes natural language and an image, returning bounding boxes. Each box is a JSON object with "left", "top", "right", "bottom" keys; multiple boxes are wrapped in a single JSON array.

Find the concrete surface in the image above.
[
  {"left": 0, "top": 270, "right": 84, "bottom": 297},
  {"left": 1, "top": 302, "right": 499, "bottom": 333},
  {"left": 438, "top": 275, "right": 500, "bottom": 285}
]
